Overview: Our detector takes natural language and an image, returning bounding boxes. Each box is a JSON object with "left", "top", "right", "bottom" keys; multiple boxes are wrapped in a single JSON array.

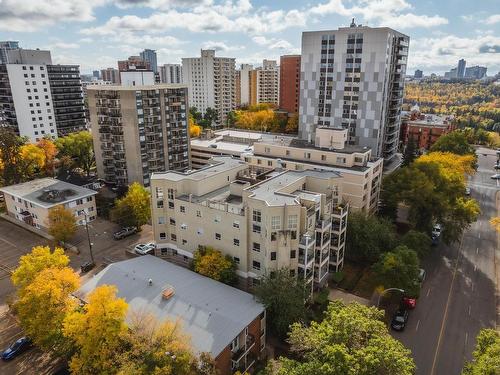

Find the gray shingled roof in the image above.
[{"left": 76, "top": 255, "right": 264, "bottom": 357}]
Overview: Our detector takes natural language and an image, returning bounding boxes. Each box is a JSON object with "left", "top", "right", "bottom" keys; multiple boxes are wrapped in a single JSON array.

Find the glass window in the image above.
[
  {"left": 288, "top": 215, "right": 298, "bottom": 229},
  {"left": 271, "top": 216, "right": 281, "bottom": 230},
  {"left": 252, "top": 261, "right": 261, "bottom": 270},
  {"left": 253, "top": 242, "right": 260, "bottom": 252},
  {"left": 253, "top": 209, "right": 261, "bottom": 223}
]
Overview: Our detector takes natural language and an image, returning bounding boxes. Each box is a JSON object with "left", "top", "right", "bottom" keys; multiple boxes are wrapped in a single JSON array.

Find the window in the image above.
[
  {"left": 304, "top": 152, "right": 311, "bottom": 159},
  {"left": 233, "top": 221, "right": 240, "bottom": 229},
  {"left": 180, "top": 223, "right": 187, "bottom": 230},
  {"left": 158, "top": 217, "right": 165, "bottom": 224},
  {"left": 271, "top": 216, "right": 281, "bottom": 230},
  {"left": 182, "top": 239, "right": 187, "bottom": 245},
  {"left": 157, "top": 200, "right": 164, "bottom": 208},
  {"left": 267, "top": 160, "right": 273, "bottom": 167},
  {"left": 253, "top": 209, "right": 261, "bottom": 223},
  {"left": 253, "top": 242, "right": 261, "bottom": 252},
  {"left": 159, "top": 232, "right": 166, "bottom": 240},
  {"left": 234, "top": 256, "right": 240, "bottom": 264},
  {"left": 290, "top": 250, "right": 296, "bottom": 259},
  {"left": 252, "top": 224, "right": 261, "bottom": 234},
  {"left": 76, "top": 199, "right": 83, "bottom": 205},
  {"left": 170, "top": 218, "right": 176, "bottom": 225},
  {"left": 271, "top": 232, "right": 277, "bottom": 241},
  {"left": 168, "top": 188, "right": 174, "bottom": 199},
  {"left": 233, "top": 238, "right": 240, "bottom": 246},
  {"left": 196, "top": 210, "right": 202, "bottom": 217},
  {"left": 86, "top": 197, "right": 93, "bottom": 202},
  {"left": 321, "top": 155, "right": 326, "bottom": 161},
  {"left": 171, "top": 234, "right": 177, "bottom": 241},
  {"left": 291, "top": 231, "right": 297, "bottom": 240},
  {"left": 214, "top": 215, "right": 221, "bottom": 223},
  {"left": 168, "top": 201, "right": 174, "bottom": 209},
  {"left": 215, "top": 233, "right": 221, "bottom": 240},
  {"left": 180, "top": 205, "right": 186, "bottom": 213},
  {"left": 252, "top": 261, "right": 261, "bottom": 270},
  {"left": 288, "top": 215, "right": 298, "bottom": 229},
  {"left": 271, "top": 252, "right": 276, "bottom": 261}
]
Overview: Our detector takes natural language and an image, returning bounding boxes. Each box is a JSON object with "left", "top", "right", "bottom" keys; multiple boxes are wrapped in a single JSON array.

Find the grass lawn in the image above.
[{"left": 333, "top": 261, "right": 378, "bottom": 299}]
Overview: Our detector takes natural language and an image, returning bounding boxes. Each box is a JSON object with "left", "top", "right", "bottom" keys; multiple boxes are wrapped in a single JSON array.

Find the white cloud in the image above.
[
  {"left": 0, "top": 0, "right": 106, "bottom": 32},
  {"left": 201, "top": 41, "right": 245, "bottom": 52},
  {"left": 486, "top": 14, "right": 500, "bottom": 25},
  {"left": 252, "top": 36, "right": 298, "bottom": 52},
  {"left": 79, "top": 37, "right": 94, "bottom": 43},
  {"left": 49, "top": 42, "right": 80, "bottom": 49}
]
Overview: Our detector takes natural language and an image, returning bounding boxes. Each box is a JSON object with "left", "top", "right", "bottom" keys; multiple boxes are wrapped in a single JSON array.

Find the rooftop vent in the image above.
[
  {"left": 162, "top": 286, "right": 175, "bottom": 300},
  {"left": 38, "top": 188, "right": 77, "bottom": 203}
]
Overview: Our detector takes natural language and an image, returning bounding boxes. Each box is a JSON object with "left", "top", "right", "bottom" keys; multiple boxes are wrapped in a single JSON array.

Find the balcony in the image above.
[
  {"left": 316, "top": 218, "right": 332, "bottom": 231},
  {"left": 231, "top": 334, "right": 255, "bottom": 362}
]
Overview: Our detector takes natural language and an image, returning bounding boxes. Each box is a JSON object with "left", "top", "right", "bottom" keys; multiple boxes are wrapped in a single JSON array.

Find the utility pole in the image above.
[{"left": 84, "top": 212, "right": 95, "bottom": 264}]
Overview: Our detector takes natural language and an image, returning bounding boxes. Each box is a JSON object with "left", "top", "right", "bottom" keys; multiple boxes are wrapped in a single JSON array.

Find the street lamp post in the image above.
[{"left": 377, "top": 287, "right": 405, "bottom": 307}]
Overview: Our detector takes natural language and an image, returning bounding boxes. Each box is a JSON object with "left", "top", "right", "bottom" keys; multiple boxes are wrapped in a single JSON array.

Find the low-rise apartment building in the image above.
[
  {"left": 76, "top": 255, "right": 265, "bottom": 375},
  {"left": 0, "top": 177, "right": 97, "bottom": 232},
  {"left": 191, "top": 128, "right": 383, "bottom": 213},
  {"left": 151, "top": 156, "right": 348, "bottom": 289},
  {"left": 87, "top": 84, "right": 190, "bottom": 187}
]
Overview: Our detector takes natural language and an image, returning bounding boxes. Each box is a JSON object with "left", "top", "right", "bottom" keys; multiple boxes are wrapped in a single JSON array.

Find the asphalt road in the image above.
[{"left": 395, "top": 147, "right": 499, "bottom": 375}]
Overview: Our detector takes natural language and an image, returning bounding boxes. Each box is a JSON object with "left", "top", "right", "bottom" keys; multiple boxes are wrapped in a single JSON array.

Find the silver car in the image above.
[{"left": 134, "top": 243, "right": 156, "bottom": 255}]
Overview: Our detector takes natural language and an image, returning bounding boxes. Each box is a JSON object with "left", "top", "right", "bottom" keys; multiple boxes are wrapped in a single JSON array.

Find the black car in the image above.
[
  {"left": 1, "top": 337, "right": 32, "bottom": 360},
  {"left": 113, "top": 226, "right": 138, "bottom": 240},
  {"left": 391, "top": 309, "right": 409, "bottom": 331},
  {"left": 80, "top": 261, "right": 95, "bottom": 273}
]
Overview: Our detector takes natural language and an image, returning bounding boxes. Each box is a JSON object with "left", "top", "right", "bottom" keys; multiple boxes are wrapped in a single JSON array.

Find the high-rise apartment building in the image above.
[
  {"left": 87, "top": 84, "right": 190, "bottom": 187},
  {"left": 151, "top": 156, "right": 348, "bottom": 289},
  {"left": 100, "top": 68, "right": 121, "bottom": 84},
  {"left": 414, "top": 69, "right": 423, "bottom": 79},
  {"left": 118, "top": 56, "right": 151, "bottom": 72},
  {"left": 182, "top": 50, "right": 236, "bottom": 127},
  {"left": 0, "top": 48, "right": 85, "bottom": 141},
  {"left": 299, "top": 22, "right": 409, "bottom": 160},
  {"left": 279, "top": 55, "right": 300, "bottom": 113},
  {"left": 457, "top": 59, "right": 466, "bottom": 79},
  {"left": 140, "top": 49, "right": 158, "bottom": 73},
  {"left": 92, "top": 70, "right": 100, "bottom": 80},
  {"left": 238, "top": 64, "right": 253, "bottom": 107},
  {"left": 0, "top": 41, "right": 20, "bottom": 64},
  {"left": 249, "top": 60, "right": 279, "bottom": 106},
  {"left": 465, "top": 66, "right": 487, "bottom": 79},
  {"left": 159, "top": 64, "right": 182, "bottom": 84}
]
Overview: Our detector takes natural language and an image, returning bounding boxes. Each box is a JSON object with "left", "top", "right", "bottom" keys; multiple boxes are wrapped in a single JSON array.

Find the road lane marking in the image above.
[
  {"left": 471, "top": 283, "right": 474, "bottom": 292},
  {"left": 465, "top": 332, "right": 468, "bottom": 346},
  {"left": 476, "top": 247, "right": 479, "bottom": 254},
  {"left": 478, "top": 233, "right": 481, "bottom": 239},
  {"left": 474, "top": 265, "right": 477, "bottom": 272},
  {"left": 426, "top": 288, "right": 431, "bottom": 297},
  {"left": 430, "top": 233, "right": 464, "bottom": 375},
  {"left": 416, "top": 319, "right": 420, "bottom": 332},
  {"left": 468, "top": 306, "right": 471, "bottom": 316}
]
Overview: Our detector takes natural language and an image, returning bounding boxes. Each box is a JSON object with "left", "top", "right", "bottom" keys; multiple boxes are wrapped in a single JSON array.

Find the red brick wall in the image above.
[
  {"left": 401, "top": 122, "right": 456, "bottom": 151},
  {"left": 279, "top": 55, "right": 300, "bottom": 114}
]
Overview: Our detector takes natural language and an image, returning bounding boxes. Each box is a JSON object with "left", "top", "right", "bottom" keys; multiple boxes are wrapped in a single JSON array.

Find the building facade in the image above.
[
  {"left": 0, "top": 41, "right": 20, "bottom": 64},
  {"left": 140, "top": 49, "right": 158, "bottom": 73},
  {"left": 0, "top": 49, "right": 85, "bottom": 141},
  {"left": 238, "top": 64, "right": 253, "bottom": 107},
  {"left": 249, "top": 60, "right": 279, "bottom": 106},
  {"left": 457, "top": 59, "right": 466, "bottom": 79},
  {"left": 0, "top": 178, "right": 97, "bottom": 232},
  {"left": 88, "top": 84, "right": 190, "bottom": 187},
  {"left": 100, "top": 68, "right": 121, "bottom": 84},
  {"left": 465, "top": 66, "right": 487, "bottom": 79},
  {"left": 118, "top": 56, "right": 151, "bottom": 72},
  {"left": 299, "top": 22, "right": 409, "bottom": 160},
  {"left": 159, "top": 64, "right": 183, "bottom": 84},
  {"left": 414, "top": 69, "right": 423, "bottom": 79},
  {"left": 190, "top": 128, "right": 383, "bottom": 214},
  {"left": 182, "top": 50, "right": 236, "bottom": 127},
  {"left": 151, "top": 156, "right": 349, "bottom": 290},
  {"left": 279, "top": 55, "right": 300, "bottom": 113}
]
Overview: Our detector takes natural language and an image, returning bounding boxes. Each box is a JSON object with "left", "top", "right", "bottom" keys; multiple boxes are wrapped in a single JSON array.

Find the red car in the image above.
[{"left": 401, "top": 297, "right": 416, "bottom": 309}]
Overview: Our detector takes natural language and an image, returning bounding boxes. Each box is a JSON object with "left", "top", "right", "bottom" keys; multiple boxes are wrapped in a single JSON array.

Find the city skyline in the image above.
[{"left": 0, "top": 0, "right": 498, "bottom": 75}]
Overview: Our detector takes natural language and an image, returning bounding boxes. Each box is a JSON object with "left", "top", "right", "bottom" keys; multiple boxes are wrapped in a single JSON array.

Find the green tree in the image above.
[
  {"left": 111, "top": 182, "right": 151, "bottom": 228},
  {"left": 462, "top": 329, "right": 500, "bottom": 375},
  {"left": 0, "top": 128, "right": 27, "bottom": 185},
  {"left": 265, "top": 301, "right": 415, "bottom": 375},
  {"left": 430, "top": 131, "right": 475, "bottom": 155},
  {"left": 193, "top": 247, "right": 237, "bottom": 285},
  {"left": 400, "top": 230, "right": 432, "bottom": 258},
  {"left": 55, "top": 131, "right": 95, "bottom": 176},
  {"left": 63, "top": 285, "right": 128, "bottom": 375},
  {"left": 203, "top": 107, "right": 218, "bottom": 128},
  {"left": 372, "top": 246, "right": 420, "bottom": 297},
  {"left": 15, "top": 267, "right": 79, "bottom": 354},
  {"left": 345, "top": 212, "right": 397, "bottom": 264},
  {"left": 402, "top": 136, "right": 417, "bottom": 167},
  {"left": 189, "top": 107, "right": 203, "bottom": 124},
  {"left": 11, "top": 245, "right": 70, "bottom": 295},
  {"left": 47, "top": 205, "right": 77, "bottom": 244},
  {"left": 254, "top": 269, "right": 307, "bottom": 338}
]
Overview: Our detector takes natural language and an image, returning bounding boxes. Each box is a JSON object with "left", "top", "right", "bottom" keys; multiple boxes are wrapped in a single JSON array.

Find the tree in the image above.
[
  {"left": 490, "top": 217, "right": 500, "bottom": 232},
  {"left": 111, "top": 182, "right": 151, "bottom": 228},
  {"left": 265, "top": 301, "right": 415, "bottom": 375},
  {"left": 462, "top": 329, "right": 500, "bottom": 375},
  {"left": 63, "top": 285, "right": 128, "bottom": 375},
  {"left": 285, "top": 114, "right": 298, "bottom": 134},
  {"left": 37, "top": 137, "right": 58, "bottom": 176},
  {"left": 189, "top": 115, "right": 202, "bottom": 138},
  {"left": 345, "top": 212, "right": 397, "bottom": 264},
  {"left": 19, "top": 143, "right": 46, "bottom": 181},
  {"left": 372, "top": 246, "right": 420, "bottom": 297},
  {"left": 400, "top": 230, "right": 432, "bottom": 258},
  {"left": 193, "top": 247, "right": 236, "bottom": 285},
  {"left": 0, "top": 128, "right": 26, "bottom": 185},
  {"left": 11, "top": 245, "right": 70, "bottom": 295},
  {"left": 15, "top": 267, "right": 79, "bottom": 354},
  {"left": 430, "top": 131, "right": 475, "bottom": 155},
  {"left": 190, "top": 107, "right": 203, "bottom": 124},
  {"left": 402, "top": 136, "right": 417, "bottom": 167},
  {"left": 203, "top": 107, "right": 218, "bottom": 128},
  {"left": 117, "top": 312, "right": 199, "bottom": 375},
  {"left": 254, "top": 269, "right": 307, "bottom": 338},
  {"left": 47, "top": 205, "right": 77, "bottom": 244},
  {"left": 55, "top": 131, "right": 95, "bottom": 176}
]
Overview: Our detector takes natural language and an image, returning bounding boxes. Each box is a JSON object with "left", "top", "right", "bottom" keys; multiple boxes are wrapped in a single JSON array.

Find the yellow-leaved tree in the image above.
[
  {"left": 416, "top": 152, "right": 476, "bottom": 179},
  {"left": 193, "top": 247, "right": 236, "bottom": 285},
  {"left": 47, "top": 205, "right": 77, "bottom": 244},
  {"left": 15, "top": 267, "right": 79, "bottom": 353},
  {"left": 37, "top": 137, "right": 58, "bottom": 176},
  {"left": 189, "top": 116, "right": 202, "bottom": 138},
  {"left": 490, "top": 217, "right": 500, "bottom": 232},
  {"left": 111, "top": 182, "right": 151, "bottom": 228},
  {"left": 63, "top": 285, "right": 128, "bottom": 375},
  {"left": 11, "top": 245, "right": 70, "bottom": 295},
  {"left": 19, "top": 143, "right": 46, "bottom": 180}
]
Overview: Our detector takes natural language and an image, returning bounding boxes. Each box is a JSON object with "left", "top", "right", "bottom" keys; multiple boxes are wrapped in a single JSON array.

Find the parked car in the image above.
[
  {"left": 1, "top": 337, "right": 32, "bottom": 360},
  {"left": 134, "top": 243, "right": 156, "bottom": 255},
  {"left": 491, "top": 174, "right": 500, "bottom": 180},
  {"left": 401, "top": 296, "right": 417, "bottom": 309},
  {"left": 113, "top": 226, "right": 138, "bottom": 240},
  {"left": 391, "top": 309, "right": 409, "bottom": 331},
  {"left": 494, "top": 164, "right": 500, "bottom": 170},
  {"left": 80, "top": 261, "right": 95, "bottom": 273}
]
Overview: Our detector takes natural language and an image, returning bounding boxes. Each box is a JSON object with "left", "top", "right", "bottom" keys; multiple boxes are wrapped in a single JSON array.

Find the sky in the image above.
[{"left": 0, "top": 0, "right": 499, "bottom": 75}]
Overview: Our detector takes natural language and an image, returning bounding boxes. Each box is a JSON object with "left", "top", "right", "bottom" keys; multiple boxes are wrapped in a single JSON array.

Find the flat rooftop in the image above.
[
  {"left": 247, "top": 169, "right": 341, "bottom": 206},
  {"left": 86, "top": 83, "right": 187, "bottom": 91},
  {"left": 0, "top": 177, "right": 97, "bottom": 208},
  {"left": 75, "top": 255, "right": 264, "bottom": 357}
]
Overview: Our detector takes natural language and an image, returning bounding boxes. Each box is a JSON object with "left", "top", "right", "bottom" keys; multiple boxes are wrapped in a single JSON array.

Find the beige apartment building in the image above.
[
  {"left": 246, "top": 60, "right": 279, "bottom": 107},
  {"left": 151, "top": 156, "right": 348, "bottom": 290},
  {"left": 0, "top": 178, "right": 97, "bottom": 233},
  {"left": 87, "top": 84, "right": 190, "bottom": 187},
  {"left": 191, "top": 128, "right": 383, "bottom": 213}
]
